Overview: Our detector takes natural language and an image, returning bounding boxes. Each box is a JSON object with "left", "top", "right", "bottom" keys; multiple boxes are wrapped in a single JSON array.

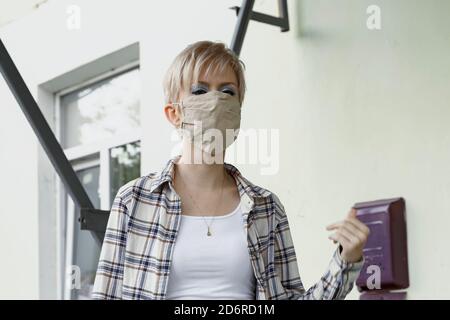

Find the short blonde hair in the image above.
[{"left": 163, "top": 40, "right": 246, "bottom": 105}]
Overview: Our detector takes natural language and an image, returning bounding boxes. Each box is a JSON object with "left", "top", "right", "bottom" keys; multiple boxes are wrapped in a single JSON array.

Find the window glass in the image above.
[
  {"left": 110, "top": 141, "right": 141, "bottom": 206},
  {"left": 60, "top": 68, "right": 140, "bottom": 148},
  {"left": 59, "top": 66, "right": 141, "bottom": 300}
]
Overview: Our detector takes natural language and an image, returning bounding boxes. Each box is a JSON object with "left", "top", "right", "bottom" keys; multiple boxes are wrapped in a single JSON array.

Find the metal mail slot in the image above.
[{"left": 354, "top": 197, "right": 409, "bottom": 291}]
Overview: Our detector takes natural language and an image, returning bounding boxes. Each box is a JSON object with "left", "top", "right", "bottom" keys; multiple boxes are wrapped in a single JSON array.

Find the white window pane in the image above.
[
  {"left": 76, "top": 165, "right": 100, "bottom": 209},
  {"left": 60, "top": 68, "right": 140, "bottom": 148},
  {"left": 110, "top": 141, "right": 141, "bottom": 206}
]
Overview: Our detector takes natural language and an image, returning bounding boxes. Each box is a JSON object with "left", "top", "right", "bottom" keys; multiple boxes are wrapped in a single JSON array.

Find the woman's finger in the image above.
[
  {"left": 328, "top": 233, "right": 351, "bottom": 250},
  {"left": 339, "top": 221, "right": 367, "bottom": 242},
  {"left": 345, "top": 217, "right": 370, "bottom": 235},
  {"left": 337, "top": 227, "right": 360, "bottom": 246},
  {"left": 327, "top": 220, "right": 368, "bottom": 242},
  {"left": 347, "top": 208, "right": 357, "bottom": 219},
  {"left": 326, "top": 220, "right": 344, "bottom": 231}
]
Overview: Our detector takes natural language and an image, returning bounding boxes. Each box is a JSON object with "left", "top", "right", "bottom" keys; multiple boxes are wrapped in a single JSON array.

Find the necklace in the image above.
[{"left": 176, "top": 167, "right": 226, "bottom": 236}]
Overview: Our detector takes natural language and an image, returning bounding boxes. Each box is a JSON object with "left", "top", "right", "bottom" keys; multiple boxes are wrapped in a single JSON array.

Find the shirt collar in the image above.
[{"left": 147, "top": 155, "right": 272, "bottom": 201}]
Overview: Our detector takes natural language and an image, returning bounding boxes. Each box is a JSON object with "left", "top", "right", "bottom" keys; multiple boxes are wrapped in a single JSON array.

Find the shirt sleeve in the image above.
[
  {"left": 91, "top": 185, "right": 130, "bottom": 299},
  {"left": 273, "top": 194, "right": 365, "bottom": 300}
]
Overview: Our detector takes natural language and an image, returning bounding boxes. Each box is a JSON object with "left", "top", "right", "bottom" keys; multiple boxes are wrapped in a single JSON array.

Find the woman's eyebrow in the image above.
[
  {"left": 194, "top": 81, "right": 209, "bottom": 86},
  {"left": 196, "top": 81, "right": 237, "bottom": 87},
  {"left": 219, "top": 82, "right": 238, "bottom": 87}
]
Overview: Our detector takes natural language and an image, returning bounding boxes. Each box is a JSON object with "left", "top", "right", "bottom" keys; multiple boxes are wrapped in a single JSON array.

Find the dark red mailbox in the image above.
[{"left": 354, "top": 197, "right": 409, "bottom": 291}]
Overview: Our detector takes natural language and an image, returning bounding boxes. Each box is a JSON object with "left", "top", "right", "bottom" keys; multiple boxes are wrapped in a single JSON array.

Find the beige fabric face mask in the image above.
[{"left": 173, "top": 90, "right": 241, "bottom": 155}]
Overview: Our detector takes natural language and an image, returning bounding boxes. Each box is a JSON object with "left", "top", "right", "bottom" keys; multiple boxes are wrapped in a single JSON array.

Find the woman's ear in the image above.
[{"left": 164, "top": 103, "right": 181, "bottom": 128}]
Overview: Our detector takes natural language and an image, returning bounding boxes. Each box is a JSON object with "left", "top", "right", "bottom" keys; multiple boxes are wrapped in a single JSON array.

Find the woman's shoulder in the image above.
[{"left": 114, "top": 170, "right": 165, "bottom": 201}]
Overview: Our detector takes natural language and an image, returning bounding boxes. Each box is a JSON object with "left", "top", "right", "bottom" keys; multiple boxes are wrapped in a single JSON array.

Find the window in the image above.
[
  {"left": 60, "top": 67, "right": 140, "bottom": 149},
  {"left": 55, "top": 62, "right": 141, "bottom": 299}
]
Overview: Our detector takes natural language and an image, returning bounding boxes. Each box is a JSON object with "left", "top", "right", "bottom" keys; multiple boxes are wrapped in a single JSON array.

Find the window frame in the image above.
[{"left": 53, "top": 60, "right": 141, "bottom": 299}]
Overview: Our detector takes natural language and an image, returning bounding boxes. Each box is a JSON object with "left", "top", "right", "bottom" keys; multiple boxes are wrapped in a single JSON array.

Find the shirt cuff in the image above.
[
  {"left": 325, "top": 246, "right": 365, "bottom": 299},
  {"left": 335, "top": 245, "right": 365, "bottom": 273},
  {"left": 327, "top": 245, "right": 365, "bottom": 279}
]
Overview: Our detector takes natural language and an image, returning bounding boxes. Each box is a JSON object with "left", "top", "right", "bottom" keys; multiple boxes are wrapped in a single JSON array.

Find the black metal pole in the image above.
[
  {"left": 230, "top": 0, "right": 255, "bottom": 56},
  {"left": 0, "top": 38, "right": 94, "bottom": 210},
  {"left": 278, "top": 0, "right": 290, "bottom": 32}
]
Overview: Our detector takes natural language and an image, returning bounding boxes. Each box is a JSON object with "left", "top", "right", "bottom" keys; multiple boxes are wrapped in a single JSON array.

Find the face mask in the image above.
[{"left": 172, "top": 90, "right": 241, "bottom": 155}]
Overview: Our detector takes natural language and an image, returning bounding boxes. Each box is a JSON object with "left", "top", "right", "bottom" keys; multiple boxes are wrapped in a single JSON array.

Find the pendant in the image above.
[{"left": 207, "top": 227, "right": 212, "bottom": 236}]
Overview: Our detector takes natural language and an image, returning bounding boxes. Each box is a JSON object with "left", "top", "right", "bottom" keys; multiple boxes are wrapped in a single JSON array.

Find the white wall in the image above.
[
  {"left": 0, "top": 74, "right": 40, "bottom": 299},
  {"left": 0, "top": 0, "right": 449, "bottom": 299},
  {"left": 0, "top": 0, "right": 48, "bottom": 27},
  {"left": 240, "top": 0, "right": 450, "bottom": 299}
]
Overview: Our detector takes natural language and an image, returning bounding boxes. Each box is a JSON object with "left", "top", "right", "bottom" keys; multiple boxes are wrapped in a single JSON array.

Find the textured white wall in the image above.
[
  {"left": 0, "top": 0, "right": 449, "bottom": 299},
  {"left": 239, "top": 0, "right": 450, "bottom": 299},
  {"left": 0, "top": 77, "right": 40, "bottom": 299},
  {"left": 0, "top": 0, "right": 48, "bottom": 27}
]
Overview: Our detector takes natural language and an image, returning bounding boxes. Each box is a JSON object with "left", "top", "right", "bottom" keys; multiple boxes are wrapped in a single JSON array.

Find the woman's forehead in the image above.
[{"left": 195, "top": 64, "right": 238, "bottom": 86}]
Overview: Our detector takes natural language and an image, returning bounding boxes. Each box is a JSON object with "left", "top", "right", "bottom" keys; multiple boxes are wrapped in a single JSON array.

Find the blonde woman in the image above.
[{"left": 92, "top": 40, "right": 370, "bottom": 300}]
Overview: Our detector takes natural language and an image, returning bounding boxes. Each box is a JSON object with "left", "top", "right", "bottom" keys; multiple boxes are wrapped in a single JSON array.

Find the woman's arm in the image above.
[
  {"left": 272, "top": 195, "right": 365, "bottom": 300},
  {"left": 91, "top": 185, "right": 131, "bottom": 299}
]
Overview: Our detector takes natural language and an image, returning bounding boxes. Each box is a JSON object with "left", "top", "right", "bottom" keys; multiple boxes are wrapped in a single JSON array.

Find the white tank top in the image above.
[{"left": 165, "top": 203, "right": 256, "bottom": 299}]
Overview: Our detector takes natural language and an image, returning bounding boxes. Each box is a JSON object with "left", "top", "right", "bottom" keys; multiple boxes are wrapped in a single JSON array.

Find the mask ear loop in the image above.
[
  {"left": 172, "top": 101, "right": 195, "bottom": 146},
  {"left": 171, "top": 102, "right": 184, "bottom": 129},
  {"left": 172, "top": 101, "right": 194, "bottom": 129}
]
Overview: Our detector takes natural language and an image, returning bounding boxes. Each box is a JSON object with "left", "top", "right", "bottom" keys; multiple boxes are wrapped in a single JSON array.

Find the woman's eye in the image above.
[
  {"left": 191, "top": 87, "right": 208, "bottom": 95},
  {"left": 222, "top": 88, "right": 235, "bottom": 96}
]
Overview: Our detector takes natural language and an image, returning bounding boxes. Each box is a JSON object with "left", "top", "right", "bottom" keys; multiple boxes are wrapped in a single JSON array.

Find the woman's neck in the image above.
[
  {"left": 175, "top": 158, "right": 225, "bottom": 190},
  {"left": 174, "top": 142, "right": 230, "bottom": 190}
]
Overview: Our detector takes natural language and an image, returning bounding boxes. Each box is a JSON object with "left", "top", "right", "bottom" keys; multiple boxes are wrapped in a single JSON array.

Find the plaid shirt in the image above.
[{"left": 92, "top": 155, "right": 364, "bottom": 300}]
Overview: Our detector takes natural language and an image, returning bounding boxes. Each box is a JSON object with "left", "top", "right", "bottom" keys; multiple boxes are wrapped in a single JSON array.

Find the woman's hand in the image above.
[{"left": 326, "top": 208, "right": 370, "bottom": 263}]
